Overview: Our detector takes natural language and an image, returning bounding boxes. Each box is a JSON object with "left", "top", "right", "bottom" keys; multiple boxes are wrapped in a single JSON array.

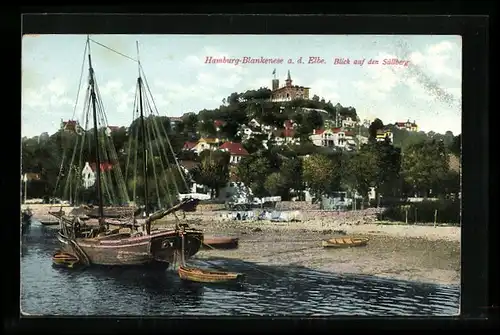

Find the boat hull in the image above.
[
  {"left": 321, "top": 237, "right": 369, "bottom": 248},
  {"left": 57, "top": 229, "right": 203, "bottom": 267},
  {"left": 202, "top": 236, "right": 239, "bottom": 250},
  {"left": 178, "top": 266, "right": 245, "bottom": 284},
  {"left": 40, "top": 220, "right": 60, "bottom": 226}
]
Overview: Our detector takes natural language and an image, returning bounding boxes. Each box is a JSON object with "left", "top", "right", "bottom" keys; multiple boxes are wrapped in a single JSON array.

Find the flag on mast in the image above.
[{"left": 272, "top": 68, "right": 276, "bottom": 75}]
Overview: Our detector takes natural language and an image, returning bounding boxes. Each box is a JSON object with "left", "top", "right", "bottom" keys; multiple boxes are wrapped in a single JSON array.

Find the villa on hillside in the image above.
[
  {"left": 376, "top": 128, "right": 394, "bottom": 142},
  {"left": 395, "top": 120, "right": 418, "bottom": 132},
  {"left": 219, "top": 141, "right": 249, "bottom": 164},
  {"left": 183, "top": 137, "right": 221, "bottom": 154},
  {"left": 182, "top": 138, "right": 249, "bottom": 164},
  {"left": 309, "top": 128, "right": 356, "bottom": 151},
  {"left": 341, "top": 116, "right": 358, "bottom": 128},
  {"left": 169, "top": 116, "right": 183, "bottom": 129},
  {"left": 60, "top": 119, "right": 84, "bottom": 134}
]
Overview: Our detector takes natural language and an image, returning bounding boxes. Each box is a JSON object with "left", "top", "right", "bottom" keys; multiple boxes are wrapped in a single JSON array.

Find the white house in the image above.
[
  {"left": 219, "top": 141, "right": 249, "bottom": 164},
  {"left": 248, "top": 118, "right": 261, "bottom": 128},
  {"left": 309, "top": 128, "right": 356, "bottom": 150},
  {"left": 237, "top": 124, "right": 262, "bottom": 140},
  {"left": 341, "top": 116, "right": 358, "bottom": 128},
  {"left": 375, "top": 129, "right": 394, "bottom": 143}
]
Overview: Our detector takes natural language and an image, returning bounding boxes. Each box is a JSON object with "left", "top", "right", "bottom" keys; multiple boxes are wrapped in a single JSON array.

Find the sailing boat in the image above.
[{"left": 51, "top": 37, "right": 204, "bottom": 267}]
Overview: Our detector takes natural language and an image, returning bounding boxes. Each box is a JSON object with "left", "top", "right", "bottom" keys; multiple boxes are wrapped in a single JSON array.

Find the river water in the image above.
[{"left": 21, "top": 221, "right": 460, "bottom": 316}]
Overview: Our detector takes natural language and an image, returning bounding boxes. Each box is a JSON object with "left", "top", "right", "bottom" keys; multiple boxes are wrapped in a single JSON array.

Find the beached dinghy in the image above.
[
  {"left": 322, "top": 237, "right": 369, "bottom": 248},
  {"left": 178, "top": 266, "right": 245, "bottom": 284},
  {"left": 202, "top": 236, "right": 239, "bottom": 250},
  {"left": 52, "top": 251, "right": 80, "bottom": 268},
  {"left": 40, "top": 220, "right": 60, "bottom": 226}
]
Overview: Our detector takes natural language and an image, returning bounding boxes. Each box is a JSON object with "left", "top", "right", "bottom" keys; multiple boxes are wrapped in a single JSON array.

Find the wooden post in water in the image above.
[{"left": 434, "top": 209, "right": 438, "bottom": 228}]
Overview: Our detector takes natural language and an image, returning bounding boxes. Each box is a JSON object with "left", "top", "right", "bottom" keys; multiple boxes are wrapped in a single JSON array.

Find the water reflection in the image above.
[{"left": 21, "top": 223, "right": 460, "bottom": 316}]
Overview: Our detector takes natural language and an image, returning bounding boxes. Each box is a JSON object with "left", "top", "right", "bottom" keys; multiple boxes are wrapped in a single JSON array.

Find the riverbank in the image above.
[
  {"left": 156, "top": 214, "right": 461, "bottom": 286},
  {"left": 23, "top": 204, "right": 460, "bottom": 285}
]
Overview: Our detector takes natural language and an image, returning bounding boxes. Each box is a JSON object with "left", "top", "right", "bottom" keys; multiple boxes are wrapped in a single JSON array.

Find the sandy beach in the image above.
[
  {"left": 23, "top": 204, "right": 461, "bottom": 285},
  {"left": 159, "top": 211, "right": 461, "bottom": 286}
]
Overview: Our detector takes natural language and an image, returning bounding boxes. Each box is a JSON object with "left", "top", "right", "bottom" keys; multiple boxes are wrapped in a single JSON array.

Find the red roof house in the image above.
[
  {"left": 183, "top": 141, "right": 197, "bottom": 151},
  {"left": 219, "top": 141, "right": 249, "bottom": 163}
]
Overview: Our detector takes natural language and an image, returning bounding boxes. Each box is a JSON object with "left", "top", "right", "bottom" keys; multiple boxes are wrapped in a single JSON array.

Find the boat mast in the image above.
[
  {"left": 87, "top": 36, "right": 105, "bottom": 225},
  {"left": 136, "top": 41, "right": 150, "bottom": 234}
]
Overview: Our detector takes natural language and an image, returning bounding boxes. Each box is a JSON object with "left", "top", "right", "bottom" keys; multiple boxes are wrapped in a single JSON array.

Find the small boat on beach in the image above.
[
  {"left": 40, "top": 220, "right": 60, "bottom": 226},
  {"left": 322, "top": 237, "right": 369, "bottom": 248},
  {"left": 202, "top": 236, "right": 239, "bottom": 250},
  {"left": 178, "top": 266, "right": 245, "bottom": 284},
  {"left": 52, "top": 251, "right": 80, "bottom": 268}
]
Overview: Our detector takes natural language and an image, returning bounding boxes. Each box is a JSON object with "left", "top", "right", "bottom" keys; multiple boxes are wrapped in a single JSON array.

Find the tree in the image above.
[
  {"left": 264, "top": 172, "right": 287, "bottom": 196},
  {"left": 372, "top": 141, "right": 402, "bottom": 197},
  {"left": 242, "top": 137, "right": 263, "bottom": 154},
  {"left": 182, "top": 112, "right": 199, "bottom": 133},
  {"left": 189, "top": 152, "right": 229, "bottom": 198},
  {"left": 449, "top": 134, "right": 461, "bottom": 157},
  {"left": 343, "top": 147, "right": 379, "bottom": 208},
  {"left": 236, "top": 153, "right": 272, "bottom": 198},
  {"left": 368, "top": 118, "right": 384, "bottom": 141},
  {"left": 196, "top": 120, "right": 217, "bottom": 137},
  {"left": 302, "top": 153, "right": 339, "bottom": 199},
  {"left": 280, "top": 156, "right": 303, "bottom": 195},
  {"left": 402, "top": 140, "right": 450, "bottom": 197}
]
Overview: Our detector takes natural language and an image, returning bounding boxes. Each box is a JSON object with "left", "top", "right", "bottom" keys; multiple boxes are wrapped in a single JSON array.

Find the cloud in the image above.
[{"left": 310, "top": 79, "right": 340, "bottom": 102}]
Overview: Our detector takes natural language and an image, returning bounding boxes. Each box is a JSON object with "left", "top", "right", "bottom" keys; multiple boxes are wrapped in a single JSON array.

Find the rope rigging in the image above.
[{"left": 51, "top": 37, "right": 196, "bottom": 220}]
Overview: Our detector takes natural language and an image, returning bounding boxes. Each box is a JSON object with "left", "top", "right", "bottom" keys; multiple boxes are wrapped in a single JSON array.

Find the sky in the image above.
[{"left": 22, "top": 34, "right": 462, "bottom": 138}]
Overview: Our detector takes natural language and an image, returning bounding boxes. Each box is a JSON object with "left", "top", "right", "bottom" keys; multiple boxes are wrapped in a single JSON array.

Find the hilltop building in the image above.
[
  {"left": 395, "top": 120, "right": 418, "bottom": 132},
  {"left": 270, "top": 70, "right": 310, "bottom": 102}
]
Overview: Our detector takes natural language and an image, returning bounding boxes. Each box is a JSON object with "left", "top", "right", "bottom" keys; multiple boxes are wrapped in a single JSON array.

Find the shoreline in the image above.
[
  {"left": 24, "top": 204, "right": 460, "bottom": 285},
  {"left": 163, "top": 214, "right": 461, "bottom": 286}
]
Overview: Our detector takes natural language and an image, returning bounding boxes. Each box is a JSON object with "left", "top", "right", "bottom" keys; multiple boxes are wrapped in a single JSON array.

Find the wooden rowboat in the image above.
[
  {"left": 40, "top": 220, "right": 59, "bottom": 226},
  {"left": 322, "top": 237, "right": 369, "bottom": 248},
  {"left": 52, "top": 251, "right": 80, "bottom": 268},
  {"left": 202, "top": 236, "right": 239, "bottom": 250},
  {"left": 178, "top": 266, "right": 245, "bottom": 284}
]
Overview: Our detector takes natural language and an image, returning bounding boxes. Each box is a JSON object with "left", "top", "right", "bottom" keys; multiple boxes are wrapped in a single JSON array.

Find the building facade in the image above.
[{"left": 270, "top": 70, "right": 310, "bottom": 102}]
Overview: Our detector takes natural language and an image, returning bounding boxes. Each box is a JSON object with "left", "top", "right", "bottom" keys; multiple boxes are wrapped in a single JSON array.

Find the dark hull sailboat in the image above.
[
  {"left": 54, "top": 200, "right": 204, "bottom": 266},
  {"left": 51, "top": 37, "right": 204, "bottom": 268},
  {"left": 56, "top": 227, "right": 202, "bottom": 266}
]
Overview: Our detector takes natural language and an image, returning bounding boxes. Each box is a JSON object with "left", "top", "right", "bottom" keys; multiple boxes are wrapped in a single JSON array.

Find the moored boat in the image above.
[
  {"left": 178, "top": 266, "right": 245, "bottom": 284},
  {"left": 52, "top": 251, "right": 80, "bottom": 268},
  {"left": 321, "top": 237, "right": 369, "bottom": 248},
  {"left": 202, "top": 236, "right": 239, "bottom": 250},
  {"left": 40, "top": 220, "right": 60, "bottom": 226},
  {"left": 50, "top": 37, "right": 204, "bottom": 268}
]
